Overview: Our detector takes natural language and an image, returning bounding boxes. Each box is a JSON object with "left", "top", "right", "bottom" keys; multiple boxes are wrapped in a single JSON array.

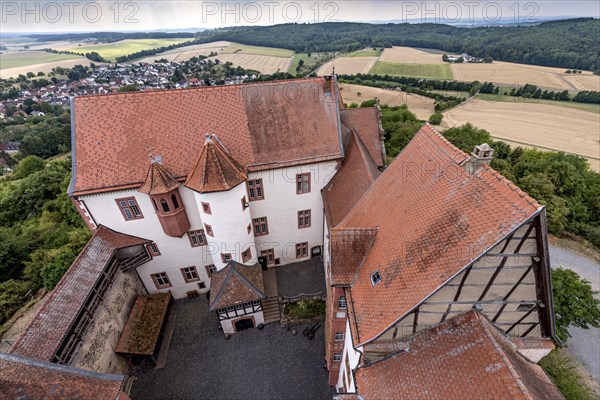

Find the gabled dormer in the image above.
[{"left": 139, "top": 159, "right": 190, "bottom": 237}]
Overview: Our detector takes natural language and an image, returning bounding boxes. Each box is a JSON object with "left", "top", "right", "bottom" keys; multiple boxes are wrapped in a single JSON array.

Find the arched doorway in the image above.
[{"left": 234, "top": 318, "right": 255, "bottom": 332}]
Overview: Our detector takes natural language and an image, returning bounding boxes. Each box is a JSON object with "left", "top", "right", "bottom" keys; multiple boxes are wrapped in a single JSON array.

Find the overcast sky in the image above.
[{"left": 2, "top": 1, "right": 599, "bottom": 33}]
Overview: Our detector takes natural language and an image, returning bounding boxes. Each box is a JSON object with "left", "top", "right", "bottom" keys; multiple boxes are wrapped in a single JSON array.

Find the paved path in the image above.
[
  {"left": 132, "top": 297, "right": 333, "bottom": 400},
  {"left": 549, "top": 243, "right": 600, "bottom": 383},
  {"left": 276, "top": 257, "right": 326, "bottom": 299}
]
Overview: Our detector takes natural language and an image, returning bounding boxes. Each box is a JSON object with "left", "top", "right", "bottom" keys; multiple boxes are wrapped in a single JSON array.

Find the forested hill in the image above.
[{"left": 194, "top": 18, "right": 600, "bottom": 70}]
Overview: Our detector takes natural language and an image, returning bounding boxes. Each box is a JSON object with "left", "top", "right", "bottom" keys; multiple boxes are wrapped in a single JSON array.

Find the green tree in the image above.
[
  {"left": 551, "top": 268, "right": 600, "bottom": 342},
  {"left": 13, "top": 155, "right": 44, "bottom": 179},
  {"left": 428, "top": 112, "right": 443, "bottom": 125}
]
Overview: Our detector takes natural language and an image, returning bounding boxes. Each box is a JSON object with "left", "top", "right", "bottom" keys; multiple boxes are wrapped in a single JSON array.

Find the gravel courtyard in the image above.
[{"left": 131, "top": 297, "right": 333, "bottom": 400}]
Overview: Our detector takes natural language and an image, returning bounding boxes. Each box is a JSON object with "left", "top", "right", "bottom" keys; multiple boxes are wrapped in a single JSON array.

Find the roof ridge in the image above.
[
  {"left": 209, "top": 265, "right": 235, "bottom": 310},
  {"left": 477, "top": 312, "right": 536, "bottom": 400},
  {"left": 351, "top": 130, "right": 381, "bottom": 182},
  {"left": 231, "top": 265, "right": 266, "bottom": 299}
]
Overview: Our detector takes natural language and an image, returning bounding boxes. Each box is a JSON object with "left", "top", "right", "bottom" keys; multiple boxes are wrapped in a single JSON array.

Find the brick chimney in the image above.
[{"left": 464, "top": 143, "right": 494, "bottom": 174}]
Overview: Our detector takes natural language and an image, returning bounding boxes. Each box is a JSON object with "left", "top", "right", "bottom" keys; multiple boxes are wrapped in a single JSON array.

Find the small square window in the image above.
[
  {"left": 371, "top": 271, "right": 382, "bottom": 286},
  {"left": 242, "top": 248, "right": 252, "bottom": 263},
  {"left": 205, "top": 264, "right": 217, "bottom": 277},
  {"left": 201, "top": 202, "right": 212, "bottom": 214},
  {"left": 334, "top": 332, "right": 344, "bottom": 341},
  {"left": 187, "top": 229, "right": 207, "bottom": 247},
  {"left": 198, "top": 281, "right": 206, "bottom": 289},
  {"left": 295, "top": 242, "right": 308, "bottom": 259},
  {"left": 221, "top": 253, "right": 232, "bottom": 263},
  {"left": 146, "top": 242, "right": 161, "bottom": 256},
  {"left": 151, "top": 272, "right": 171, "bottom": 289},
  {"left": 181, "top": 266, "right": 200, "bottom": 283},
  {"left": 338, "top": 296, "right": 347, "bottom": 309},
  {"left": 205, "top": 224, "right": 214, "bottom": 237},
  {"left": 241, "top": 196, "right": 248, "bottom": 210},
  {"left": 333, "top": 354, "right": 342, "bottom": 362}
]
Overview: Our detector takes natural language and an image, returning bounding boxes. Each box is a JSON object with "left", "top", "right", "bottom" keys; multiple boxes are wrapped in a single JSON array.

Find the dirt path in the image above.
[{"left": 549, "top": 243, "right": 600, "bottom": 383}]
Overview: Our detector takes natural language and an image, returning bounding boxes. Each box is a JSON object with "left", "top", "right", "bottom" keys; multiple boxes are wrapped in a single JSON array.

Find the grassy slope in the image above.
[
  {"left": 222, "top": 42, "right": 293, "bottom": 58},
  {"left": 370, "top": 61, "right": 453, "bottom": 80},
  {"left": 0, "top": 52, "right": 80, "bottom": 70},
  {"left": 65, "top": 38, "right": 190, "bottom": 61}
]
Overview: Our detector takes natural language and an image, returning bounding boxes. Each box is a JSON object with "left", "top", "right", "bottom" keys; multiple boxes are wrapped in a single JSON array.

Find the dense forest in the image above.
[{"left": 192, "top": 18, "right": 600, "bottom": 70}]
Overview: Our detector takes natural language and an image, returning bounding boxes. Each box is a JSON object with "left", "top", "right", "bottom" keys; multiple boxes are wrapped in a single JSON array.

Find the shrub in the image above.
[
  {"left": 428, "top": 112, "right": 443, "bottom": 125},
  {"left": 285, "top": 299, "right": 326, "bottom": 319}
]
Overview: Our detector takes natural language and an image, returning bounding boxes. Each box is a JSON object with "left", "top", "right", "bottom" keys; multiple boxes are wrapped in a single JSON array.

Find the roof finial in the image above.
[
  {"left": 332, "top": 65, "right": 335, "bottom": 75},
  {"left": 204, "top": 133, "right": 211, "bottom": 143}
]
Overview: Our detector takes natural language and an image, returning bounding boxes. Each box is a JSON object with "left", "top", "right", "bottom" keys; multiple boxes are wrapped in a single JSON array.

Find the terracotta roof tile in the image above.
[
  {"left": 322, "top": 132, "right": 381, "bottom": 228},
  {"left": 71, "top": 77, "right": 345, "bottom": 196},
  {"left": 341, "top": 124, "right": 541, "bottom": 343},
  {"left": 340, "top": 107, "right": 384, "bottom": 166},
  {"left": 138, "top": 162, "right": 180, "bottom": 195},
  {"left": 209, "top": 261, "right": 266, "bottom": 310},
  {"left": 184, "top": 135, "right": 247, "bottom": 193},
  {"left": 0, "top": 352, "right": 124, "bottom": 400},
  {"left": 9, "top": 226, "right": 151, "bottom": 361},
  {"left": 354, "top": 311, "right": 562, "bottom": 400},
  {"left": 329, "top": 228, "right": 378, "bottom": 286}
]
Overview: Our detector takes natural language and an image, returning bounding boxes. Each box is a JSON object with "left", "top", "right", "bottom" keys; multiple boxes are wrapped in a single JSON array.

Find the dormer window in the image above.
[{"left": 371, "top": 270, "right": 382, "bottom": 286}]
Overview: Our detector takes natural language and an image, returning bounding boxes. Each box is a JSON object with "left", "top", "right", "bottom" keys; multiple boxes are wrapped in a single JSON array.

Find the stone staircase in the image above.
[{"left": 262, "top": 297, "right": 281, "bottom": 324}]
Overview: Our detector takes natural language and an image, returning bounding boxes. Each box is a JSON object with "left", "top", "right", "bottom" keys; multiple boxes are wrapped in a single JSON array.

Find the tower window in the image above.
[
  {"left": 160, "top": 198, "right": 170, "bottom": 212},
  {"left": 172, "top": 194, "right": 180, "bottom": 209}
]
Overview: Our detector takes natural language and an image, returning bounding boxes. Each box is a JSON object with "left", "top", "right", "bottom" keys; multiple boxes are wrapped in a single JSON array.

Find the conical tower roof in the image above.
[
  {"left": 184, "top": 135, "right": 247, "bottom": 193},
  {"left": 138, "top": 161, "right": 180, "bottom": 195}
]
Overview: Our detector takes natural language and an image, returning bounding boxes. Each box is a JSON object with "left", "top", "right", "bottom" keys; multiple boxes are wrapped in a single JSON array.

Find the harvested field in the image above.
[
  {"left": 135, "top": 41, "right": 231, "bottom": 63},
  {"left": 563, "top": 74, "right": 600, "bottom": 92},
  {"left": 370, "top": 61, "right": 453, "bottom": 79},
  {"left": 346, "top": 49, "right": 383, "bottom": 57},
  {"left": 222, "top": 43, "right": 293, "bottom": 58},
  {"left": 0, "top": 57, "right": 94, "bottom": 78},
  {"left": 208, "top": 53, "right": 292, "bottom": 74},
  {"left": 317, "top": 57, "right": 379, "bottom": 76},
  {"left": 339, "top": 83, "right": 435, "bottom": 120},
  {"left": 379, "top": 46, "right": 445, "bottom": 64},
  {"left": 442, "top": 99, "right": 600, "bottom": 171},
  {"left": 451, "top": 62, "right": 576, "bottom": 91}
]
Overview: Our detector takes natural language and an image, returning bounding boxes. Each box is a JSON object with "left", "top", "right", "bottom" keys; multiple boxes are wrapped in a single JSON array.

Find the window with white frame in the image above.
[
  {"left": 338, "top": 296, "right": 347, "bottom": 309},
  {"left": 334, "top": 332, "right": 344, "bottom": 341},
  {"left": 371, "top": 270, "right": 382, "bottom": 286}
]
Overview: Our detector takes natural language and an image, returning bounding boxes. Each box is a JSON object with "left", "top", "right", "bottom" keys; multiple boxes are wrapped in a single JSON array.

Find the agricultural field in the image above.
[
  {"left": 0, "top": 51, "right": 92, "bottom": 78},
  {"left": 370, "top": 61, "right": 453, "bottom": 80},
  {"left": 442, "top": 99, "right": 600, "bottom": 171},
  {"left": 318, "top": 57, "right": 379, "bottom": 76},
  {"left": 345, "top": 49, "right": 383, "bottom": 57},
  {"left": 209, "top": 53, "right": 291, "bottom": 74},
  {"left": 222, "top": 43, "right": 294, "bottom": 58},
  {"left": 477, "top": 93, "right": 600, "bottom": 114},
  {"left": 135, "top": 41, "right": 231, "bottom": 63},
  {"left": 563, "top": 74, "right": 600, "bottom": 91},
  {"left": 379, "top": 46, "right": 446, "bottom": 64},
  {"left": 64, "top": 38, "right": 191, "bottom": 61},
  {"left": 339, "top": 83, "right": 435, "bottom": 120}
]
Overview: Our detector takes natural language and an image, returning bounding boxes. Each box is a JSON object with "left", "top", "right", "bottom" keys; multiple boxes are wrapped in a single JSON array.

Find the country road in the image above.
[{"left": 549, "top": 244, "right": 600, "bottom": 383}]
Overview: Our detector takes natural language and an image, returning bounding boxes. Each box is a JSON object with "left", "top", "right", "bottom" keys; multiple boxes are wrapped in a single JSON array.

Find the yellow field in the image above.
[
  {"left": 64, "top": 38, "right": 191, "bottom": 61},
  {"left": 136, "top": 41, "right": 231, "bottom": 63},
  {"left": 442, "top": 99, "right": 600, "bottom": 171},
  {"left": 380, "top": 46, "right": 446, "bottom": 64},
  {"left": 379, "top": 46, "right": 600, "bottom": 92},
  {"left": 0, "top": 57, "right": 93, "bottom": 78},
  {"left": 209, "top": 53, "right": 292, "bottom": 74},
  {"left": 317, "top": 57, "right": 379, "bottom": 76},
  {"left": 339, "top": 84, "right": 435, "bottom": 120}
]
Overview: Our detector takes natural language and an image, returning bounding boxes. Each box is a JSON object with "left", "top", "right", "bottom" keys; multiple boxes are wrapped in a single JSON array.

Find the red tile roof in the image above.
[
  {"left": 70, "top": 77, "right": 345, "bottom": 196},
  {"left": 340, "top": 124, "right": 541, "bottom": 343},
  {"left": 184, "top": 134, "right": 247, "bottom": 193},
  {"left": 322, "top": 131, "right": 381, "bottom": 228},
  {"left": 354, "top": 311, "right": 562, "bottom": 400},
  {"left": 9, "top": 226, "right": 151, "bottom": 361},
  {"left": 0, "top": 352, "right": 124, "bottom": 400},
  {"left": 138, "top": 161, "right": 180, "bottom": 195},
  {"left": 340, "top": 107, "right": 384, "bottom": 167},
  {"left": 329, "top": 228, "right": 378, "bottom": 286},
  {"left": 209, "top": 261, "right": 266, "bottom": 310}
]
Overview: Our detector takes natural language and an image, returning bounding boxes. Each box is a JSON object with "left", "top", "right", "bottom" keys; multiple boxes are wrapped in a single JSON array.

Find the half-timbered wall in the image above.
[{"left": 372, "top": 214, "right": 549, "bottom": 344}]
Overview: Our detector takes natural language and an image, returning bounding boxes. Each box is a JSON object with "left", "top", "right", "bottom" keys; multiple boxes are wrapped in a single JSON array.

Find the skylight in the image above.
[{"left": 371, "top": 270, "right": 382, "bottom": 286}]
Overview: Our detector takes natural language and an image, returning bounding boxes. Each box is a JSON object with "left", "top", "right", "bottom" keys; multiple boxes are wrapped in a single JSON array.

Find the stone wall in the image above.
[{"left": 70, "top": 269, "right": 145, "bottom": 375}]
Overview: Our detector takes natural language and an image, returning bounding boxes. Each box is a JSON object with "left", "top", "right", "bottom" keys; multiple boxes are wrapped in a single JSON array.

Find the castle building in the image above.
[{"left": 4, "top": 77, "right": 562, "bottom": 398}]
